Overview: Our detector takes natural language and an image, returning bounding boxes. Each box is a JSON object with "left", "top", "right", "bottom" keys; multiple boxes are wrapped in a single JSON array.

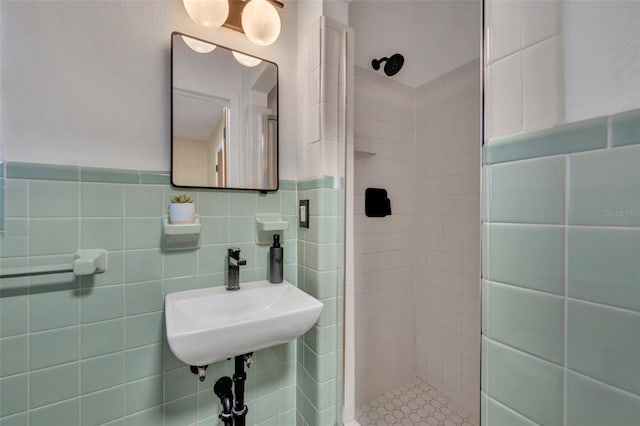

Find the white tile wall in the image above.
[
  {"left": 489, "top": 53, "right": 523, "bottom": 138},
  {"left": 523, "top": 36, "right": 563, "bottom": 131},
  {"left": 415, "top": 59, "right": 481, "bottom": 425},
  {"left": 352, "top": 59, "right": 481, "bottom": 425},
  {"left": 521, "top": 0, "right": 561, "bottom": 47},
  {"left": 487, "top": 0, "right": 521, "bottom": 62},
  {"left": 353, "top": 67, "right": 417, "bottom": 405},
  {"left": 486, "top": 0, "right": 565, "bottom": 140}
]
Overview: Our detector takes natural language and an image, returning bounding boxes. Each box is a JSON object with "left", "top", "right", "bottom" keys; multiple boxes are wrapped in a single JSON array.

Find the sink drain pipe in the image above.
[
  {"left": 212, "top": 353, "right": 252, "bottom": 426},
  {"left": 213, "top": 377, "right": 234, "bottom": 426},
  {"left": 232, "top": 353, "right": 251, "bottom": 426}
]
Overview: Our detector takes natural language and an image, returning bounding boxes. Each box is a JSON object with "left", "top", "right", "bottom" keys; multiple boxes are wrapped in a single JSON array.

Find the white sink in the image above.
[{"left": 165, "top": 280, "right": 323, "bottom": 366}]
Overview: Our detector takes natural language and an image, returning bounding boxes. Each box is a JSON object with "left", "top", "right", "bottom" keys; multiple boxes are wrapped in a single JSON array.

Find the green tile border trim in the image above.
[
  {"left": 81, "top": 167, "right": 140, "bottom": 184},
  {"left": 297, "top": 176, "right": 334, "bottom": 191},
  {"left": 0, "top": 178, "right": 4, "bottom": 234},
  {"left": 6, "top": 162, "right": 80, "bottom": 181},
  {"left": 279, "top": 180, "right": 297, "bottom": 191},
  {"left": 1, "top": 162, "right": 308, "bottom": 193},
  {"left": 0, "top": 163, "right": 4, "bottom": 233},
  {"left": 611, "top": 108, "right": 640, "bottom": 148},
  {"left": 484, "top": 117, "right": 608, "bottom": 164},
  {"left": 140, "top": 172, "right": 171, "bottom": 185}
]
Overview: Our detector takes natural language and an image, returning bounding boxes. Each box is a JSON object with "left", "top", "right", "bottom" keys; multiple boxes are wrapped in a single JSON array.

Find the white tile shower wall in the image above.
[
  {"left": 353, "top": 67, "right": 417, "bottom": 405},
  {"left": 415, "top": 59, "right": 482, "bottom": 424},
  {"left": 486, "top": 0, "right": 564, "bottom": 139}
]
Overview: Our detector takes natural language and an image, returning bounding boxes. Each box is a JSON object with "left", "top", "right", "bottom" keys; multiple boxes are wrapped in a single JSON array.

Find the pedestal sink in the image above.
[{"left": 165, "top": 280, "right": 323, "bottom": 366}]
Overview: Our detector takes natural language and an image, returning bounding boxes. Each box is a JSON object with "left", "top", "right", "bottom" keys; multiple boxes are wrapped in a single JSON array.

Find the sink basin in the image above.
[{"left": 165, "top": 280, "right": 323, "bottom": 366}]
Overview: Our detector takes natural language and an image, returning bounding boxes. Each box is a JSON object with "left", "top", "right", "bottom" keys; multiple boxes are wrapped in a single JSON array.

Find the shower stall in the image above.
[
  {"left": 343, "top": 1, "right": 640, "bottom": 426},
  {"left": 345, "top": 1, "right": 482, "bottom": 425}
]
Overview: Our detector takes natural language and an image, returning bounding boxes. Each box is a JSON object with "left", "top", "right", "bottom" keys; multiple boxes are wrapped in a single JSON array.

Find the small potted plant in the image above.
[{"left": 169, "top": 193, "right": 195, "bottom": 224}]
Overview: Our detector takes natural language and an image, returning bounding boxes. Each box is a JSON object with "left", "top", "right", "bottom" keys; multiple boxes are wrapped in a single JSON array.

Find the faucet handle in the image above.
[
  {"left": 228, "top": 247, "right": 241, "bottom": 260},
  {"left": 228, "top": 248, "right": 247, "bottom": 266}
]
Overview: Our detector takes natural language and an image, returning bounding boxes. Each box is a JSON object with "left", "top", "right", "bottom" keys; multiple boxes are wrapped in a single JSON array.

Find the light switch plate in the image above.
[{"left": 299, "top": 200, "right": 309, "bottom": 228}]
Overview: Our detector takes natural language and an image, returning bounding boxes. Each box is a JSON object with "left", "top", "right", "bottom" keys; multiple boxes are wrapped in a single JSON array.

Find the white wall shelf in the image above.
[
  {"left": 256, "top": 215, "right": 289, "bottom": 244},
  {"left": 163, "top": 216, "right": 202, "bottom": 251}
]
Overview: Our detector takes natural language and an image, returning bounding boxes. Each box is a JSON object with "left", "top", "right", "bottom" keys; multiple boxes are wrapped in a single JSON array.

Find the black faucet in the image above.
[{"left": 226, "top": 247, "right": 246, "bottom": 290}]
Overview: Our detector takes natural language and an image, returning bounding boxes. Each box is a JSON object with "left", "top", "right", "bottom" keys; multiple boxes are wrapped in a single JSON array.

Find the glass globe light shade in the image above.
[
  {"left": 181, "top": 36, "right": 217, "bottom": 54},
  {"left": 183, "top": 0, "right": 229, "bottom": 28},
  {"left": 241, "top": 0, "right": 281, "bottom": 46},
  {"left": 232, "top": 51, "right": 263, "bottom": 67}
]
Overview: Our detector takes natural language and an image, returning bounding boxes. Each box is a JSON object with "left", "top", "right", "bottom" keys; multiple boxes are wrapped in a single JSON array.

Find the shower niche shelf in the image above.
[{"left": 355, "top": 135, "right": 376, "bottom": 156}]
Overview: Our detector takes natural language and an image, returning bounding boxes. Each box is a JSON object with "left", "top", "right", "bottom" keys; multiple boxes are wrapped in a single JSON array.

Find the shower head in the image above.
[{"left": 372, "top": 54, "right": 405, "bottom": 77}]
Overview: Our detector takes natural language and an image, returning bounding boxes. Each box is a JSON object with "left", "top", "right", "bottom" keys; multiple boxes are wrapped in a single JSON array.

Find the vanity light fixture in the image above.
[
  {"left": 183, "top": 0, "right": 230, "bottom": 28},
  {"left": 181, "top": 35, "right": 217, "bottom": 53},
  {"left": 183, "top": 0, "right": 283, "bottom": 47},
  {"left": 241, "top": 0, "right": 282, "bottom": 46},
  {"left": 232, "top": 51, "right": 263, "bottom": 67}
]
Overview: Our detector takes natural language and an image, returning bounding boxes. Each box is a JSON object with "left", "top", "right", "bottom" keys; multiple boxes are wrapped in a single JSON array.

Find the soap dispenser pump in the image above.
[{"left": 269, "top": 234, "right": 283, "bottom": 283}]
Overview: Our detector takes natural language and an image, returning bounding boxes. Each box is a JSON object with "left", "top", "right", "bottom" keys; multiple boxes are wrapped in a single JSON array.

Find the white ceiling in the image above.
[{"left": 349, "top": 0, "right": 481, "bottom": 88}]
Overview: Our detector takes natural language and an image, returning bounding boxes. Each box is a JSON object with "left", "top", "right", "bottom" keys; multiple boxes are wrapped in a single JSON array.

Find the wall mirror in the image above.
[{"left": 171, "top": 32, "right": 278, "bottom": 191}]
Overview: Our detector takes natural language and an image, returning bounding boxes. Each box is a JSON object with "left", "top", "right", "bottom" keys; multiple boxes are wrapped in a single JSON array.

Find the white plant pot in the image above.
[{"left": 169, "top": 203, "right": 195, "bottom": 224}]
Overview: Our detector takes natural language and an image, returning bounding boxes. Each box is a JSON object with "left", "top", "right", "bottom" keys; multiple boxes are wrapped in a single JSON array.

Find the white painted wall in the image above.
[
  {"left": 349, "top": 0, "right": 480, "bottom": 88},
  {"left": 0, "top": 0, "right": 299, "bottom": 179},
  {"left": 564, "top": 0, "right": 640, "bottom": 122}
]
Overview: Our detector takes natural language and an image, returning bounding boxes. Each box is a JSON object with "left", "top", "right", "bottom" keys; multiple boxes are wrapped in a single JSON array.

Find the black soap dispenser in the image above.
[{"left": 269, "top": 234, "right": 283, "bottom": 283}]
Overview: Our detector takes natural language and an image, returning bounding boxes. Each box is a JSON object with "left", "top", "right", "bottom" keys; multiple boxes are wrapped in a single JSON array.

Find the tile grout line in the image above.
[
  {"left": 77, "top": 177, "right": 83, "bottom": 426},
  {"left": 484, "top": 160, "right": 491, "bottom": 418},
  {"left": 26, "top": 179, "right": 31, "bottom": 425},
  {"left": 566, "top": 368, "right": 640, "bottom": 402},
  {"left": 486, "top": 278, "right": 640, "bottom": 317},
  {"left": 489, "top": 222, "right": 640, "bottom": 231},
  {"left": 563, "top": 155, "right": 569, "bottom": 426},
  {"left": 123, "top": 184, "right": 130, "bottom": 424}
]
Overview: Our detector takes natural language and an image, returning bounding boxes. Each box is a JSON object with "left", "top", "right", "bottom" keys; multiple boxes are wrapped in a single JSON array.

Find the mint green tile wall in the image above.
[
  {"left": 0, "top": 163, "right": 5, "bottom": 234},
  {"left": 0, "top": 163, "right": 299, "bottom": 426},
  {"left": 295, "top": 177, "right": 344, "bottom": 426},
  {"left": 482, "top": 111, "right": 640, "bottom": 425}
]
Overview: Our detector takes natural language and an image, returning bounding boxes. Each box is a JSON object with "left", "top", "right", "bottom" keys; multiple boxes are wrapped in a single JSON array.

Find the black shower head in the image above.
[{"left": 372, "top": 53, "right": 405, "bottom": 77}]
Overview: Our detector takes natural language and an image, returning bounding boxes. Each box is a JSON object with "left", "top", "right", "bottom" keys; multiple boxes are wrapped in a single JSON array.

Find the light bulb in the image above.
[
  {"left": 232, "top": 51, "right": 263, "bottom": 67},
  {"left": 182, "top": 36, "right": 217, "bottom": 53},
  {"left": 183, "top": 0, "right": 229, "bottom": 28},
  {"left": 241, "top": 0, "right": 281, "bottom": 46}
]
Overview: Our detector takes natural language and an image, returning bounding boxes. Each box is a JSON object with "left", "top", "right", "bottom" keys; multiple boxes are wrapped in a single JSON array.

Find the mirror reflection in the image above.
[{"left": 172, "top": 33, "right": 278, "bottom": 190}]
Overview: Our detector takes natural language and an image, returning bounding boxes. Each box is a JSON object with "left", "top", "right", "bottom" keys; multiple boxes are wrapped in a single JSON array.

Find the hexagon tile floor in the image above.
[{"left": 356, "top": 377, "right": 477, "bottom": 426}]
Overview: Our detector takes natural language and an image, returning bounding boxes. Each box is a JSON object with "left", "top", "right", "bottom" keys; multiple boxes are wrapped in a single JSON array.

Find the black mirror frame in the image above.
[{"left": 170, "top": 31, "right": 280, "bottom": 192}]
